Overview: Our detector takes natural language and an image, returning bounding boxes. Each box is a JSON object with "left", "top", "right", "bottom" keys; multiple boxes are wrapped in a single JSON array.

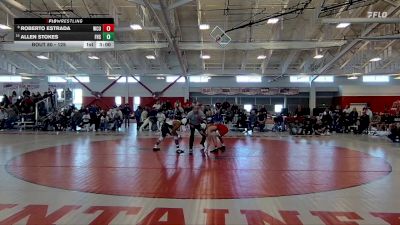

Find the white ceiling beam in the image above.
[
  {"left": 167, "top": 0, "right": 194, "bottom": 10},
  {"left": 321, "top": 18, "right": 400, "bottom": 24},
  {"left": 127, "top": 0, "right": 160, "bottom": 10}
]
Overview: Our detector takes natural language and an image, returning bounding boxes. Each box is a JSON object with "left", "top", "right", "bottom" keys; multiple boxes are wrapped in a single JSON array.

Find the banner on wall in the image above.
[{"left": 201, "top": 87, "right": 299, "bottom": 96}]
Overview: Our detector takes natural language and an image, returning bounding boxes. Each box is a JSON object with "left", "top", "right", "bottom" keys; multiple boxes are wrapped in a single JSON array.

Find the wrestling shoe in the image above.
[
  {"left": 219, "top": 145, "right": 226, "bottom": 152},
  {"left": 189, "top": 149, "right": 193, "bottom": 155},
  {"left": 210, "top": 148, "right": 219, "bottom": 153},
  {"left": 176, "top": 149, "right": 184, "bottom": 154},
  {"left": 153, "top": 145, "right": 160, "bottom": 151}
]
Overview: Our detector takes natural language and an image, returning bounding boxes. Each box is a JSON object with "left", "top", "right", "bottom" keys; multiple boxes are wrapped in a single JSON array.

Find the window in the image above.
[
  {"left": 0, "top": 76, "right": 22, "bottom": 83},
  {"left": 115, "top": 96, "right": 122, "bottom": 106},
  {"left": 73, "top": 76, "right": 90, "bottom": 83},
  {"left": 314, "top": 76, "right": 334, "bottom": 83},
  {"left": 189, "top": 76, "right": 210, "bottom": 83},
  {"left": 117, "top": 76, "right": 140, "bottom": 83},
  {"left": 274, "top": 104, "right": 283, "bottom": 113},
  {"left": 236, "top": 76, "right": 262, "bottom": 83},
  {"left": 48, "top": 76, "right": 67, "bottom": 83},
  {"left": 290, "top": 75, "right": 310, "bottom": 83},
  {"left": 166, "top": 76, "right": 186, "bottom": 83},
  {"left": 244, "top": 104, "right": 252, "bottom": 112},
  {"left": 363, "top": 75, "right": 389, "bottom": 83},
  {"left": 0, "top": 96, "right": 3, "bottom": 102},
  {"left": 48, "top": 76, "right": 90, "bottom": 83},
  {"left": 56, "top": 89, "right": 64, "bottom": 100},
  {"left": 134, "top": 96, "right": 141, "bottom": 111},
  {"left": 73, "top": 89, "right": 83, "bottom": 109}
]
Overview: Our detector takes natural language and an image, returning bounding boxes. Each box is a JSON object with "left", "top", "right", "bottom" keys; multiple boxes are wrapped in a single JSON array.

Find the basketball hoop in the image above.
[{"left": 210, "top": 26, "right": 231, "bottom": 48}]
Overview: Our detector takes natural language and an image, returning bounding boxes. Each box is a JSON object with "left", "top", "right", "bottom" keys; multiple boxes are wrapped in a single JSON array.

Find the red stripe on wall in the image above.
[{"left": 338, "top": 96, "right": 400, "bottom": 112}]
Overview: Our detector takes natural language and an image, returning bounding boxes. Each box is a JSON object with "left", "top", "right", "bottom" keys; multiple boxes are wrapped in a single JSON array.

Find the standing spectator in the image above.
[
  {"left": 22, "top": 87, "right": 30, "bottom": 97},
  {"left": 0, "top": 107, "right": 8, "bottom": 130},
  {"left": 357, "top": 111, "right": 370, "bottom": 134},
  {"left": 9, "top": 91, "right": 18, "bottom": 105},
  {"left": 65, "top": 88, "right": 73, "bottom": 101},
  {"left": 1, "top": 95, "right": 10, "bottom": 108},
  {"left": 295, "top": 105, "right": 304, "bottom": 117},
  {"left": 247, "top": 110, "right": 257, "bottom": 133},
  {"left": 349, "top": 108, "right": 359, "bottom": 125},
  {"left": 122, "top": 103, "right": 132, "bottom": 128},
  {"left": 134, "top": 106, "right": 143, "bottom": 130}
]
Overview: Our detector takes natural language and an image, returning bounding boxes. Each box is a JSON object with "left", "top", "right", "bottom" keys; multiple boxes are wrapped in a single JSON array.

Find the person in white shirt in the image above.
[
  {"left": 82, "top": 112, "right": 91, "bottom": 132},
  {"left": 156, "top": 110, "right": 166, "bottom": 131},
  {"left": 153, "top": 101, "right": 161, "bottom": 110}
]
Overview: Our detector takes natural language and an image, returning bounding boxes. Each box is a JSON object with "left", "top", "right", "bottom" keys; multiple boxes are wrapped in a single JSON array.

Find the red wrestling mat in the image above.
[{"left": 6, "top": 138, "right": 391, "bottom": 199}]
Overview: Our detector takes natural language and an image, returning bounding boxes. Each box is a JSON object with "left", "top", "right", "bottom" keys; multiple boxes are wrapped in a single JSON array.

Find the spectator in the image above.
[
  {"left": 247, "top": 110, "right": 257, "bottom": 133},
  {"left": 349, "top": 108, "right": 358, "bottom": 125},
  {"left": 314, "top": 119, "right": 329, "bottom": 135},
  {"left": 1, "top": 95, "right": 10, "bottom": 108},
  {"left": 134, "top": 106, "right": 143, "bottom": 130},
  {"left": 257, "top": 111, "right": 266, "bottom": 132},
  {"left": 290, "top": 119, "right": 303, "bottom": 135},
  {"left": 357, "top": 111, "right": 370, "bottom": 134},
  {"left": 22, "top": 87, "right": 30, "bottom": 97},
  {"left": 122, "top": 103, "right": 131, "bottom": 128},
  {"left": 295, "top": 105, "right": 304, "bottom": 117},
  {"left": 9, "top": 91, "right": 18, "bottom": 105}
]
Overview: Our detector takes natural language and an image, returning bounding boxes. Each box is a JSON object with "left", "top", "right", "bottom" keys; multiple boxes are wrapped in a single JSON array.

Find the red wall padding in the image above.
[
  {"left": 83, "top": 97, "right": 127, "bottom": 109},
  {"left": 338, "top": 96, "right": 400, "bottom": 112}
]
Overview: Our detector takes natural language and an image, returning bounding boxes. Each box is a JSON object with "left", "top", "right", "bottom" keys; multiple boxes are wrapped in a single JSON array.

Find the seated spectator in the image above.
[
  {"left": 303, "top": 117, "right": 314, "bottom": 135},
  {"left": 314, "top": 119, "right": 329, "bottom": 136},
  {"left": 257, "top": 111, "right": 266, "bottom": 132},
  {"left": 388, "top": 124, "right": 400, "bottom": 142},
  {"left": 290, "top": 119, "right": 303, "bottom": 135}
]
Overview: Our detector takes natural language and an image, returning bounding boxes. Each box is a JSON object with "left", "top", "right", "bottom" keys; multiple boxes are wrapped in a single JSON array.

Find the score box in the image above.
[
  {"left": 102, "top": 32, "right": 114, "bottom": 41},
  {"left": 102, "top": 24, "right": 114, "bottom": 32}
]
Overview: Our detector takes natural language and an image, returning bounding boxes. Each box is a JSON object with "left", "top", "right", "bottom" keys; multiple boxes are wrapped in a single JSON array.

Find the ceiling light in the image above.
[
  {"left": 130, "top": 24, "right": 142, "bottom": 30},
  {"left": 156, "top": 77, "right": 165, "bottom": 80},
  {"left": 394, "top": 76, "right": 400, "bottom": 80},
  {"left": 369, "top": 57, "right": 382, "bottom": 62},
  {"left": 21, "top": 76, "right": 32, "bottom": 80},
  {"left": 267, "top": 18, "right": 279, "bottom": 24},
  {"left": 199, "top": 24, "right": 210, "bottom": 30},
  {"left": 257, "top": 55, "right": 267, "bottom": 60},
  {"left": 200, "top": 55, "right": 210, "bottom": 59},
  {"left": 346, "top": 72, "right": 362, "bottom": 75},
  {"left": 0, "top": 24, "right": 11, "bottom": 30},
  {"left": 347, "top": 76, "right": 358, "bottom": 80},
  {"left": 88, "top": 56, "right": 99, "bottom": 60},
  {"left": 108, "top": 76, "right": 118, "bottom": 80},
  {"left": 313, "top": 54, "right": 324, "bottom": 59},
  {"left": 146, "top": 55, "right": 156, "bottom": 60},
  {"left": 37, "top": 55, "right": 49, "bottom": 60},
  {"left": 336, "top": 23, "right": 350, "bottom": 28}
]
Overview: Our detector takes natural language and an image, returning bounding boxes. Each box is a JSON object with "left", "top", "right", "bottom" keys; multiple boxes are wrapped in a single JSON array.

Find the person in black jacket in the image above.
[
  {"left": 122, "top": 103, "right": 132, "bottom": 128},
  {"left": 357, "top": 111, "right": 370, "bottom": 134}
]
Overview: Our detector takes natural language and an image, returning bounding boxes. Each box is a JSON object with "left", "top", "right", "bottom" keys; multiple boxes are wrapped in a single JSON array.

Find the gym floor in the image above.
[{"left": 0, "top": 129, "right": 399, "bottom": 225}]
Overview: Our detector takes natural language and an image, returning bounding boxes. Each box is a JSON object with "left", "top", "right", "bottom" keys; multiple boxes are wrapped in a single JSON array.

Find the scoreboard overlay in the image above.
[{"left": 14, "top": 18, "right": 114, "bottom": 49}]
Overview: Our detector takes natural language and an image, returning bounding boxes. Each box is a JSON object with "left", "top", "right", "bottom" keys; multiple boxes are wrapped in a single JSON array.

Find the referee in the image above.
[{"left": 186, "top": 104, "right": 206, "bottom": 154}]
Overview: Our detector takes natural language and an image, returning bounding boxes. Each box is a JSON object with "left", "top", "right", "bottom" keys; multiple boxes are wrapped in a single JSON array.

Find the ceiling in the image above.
[{"left": 0, "top": 0, "right": 399, "bottom": 79}]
